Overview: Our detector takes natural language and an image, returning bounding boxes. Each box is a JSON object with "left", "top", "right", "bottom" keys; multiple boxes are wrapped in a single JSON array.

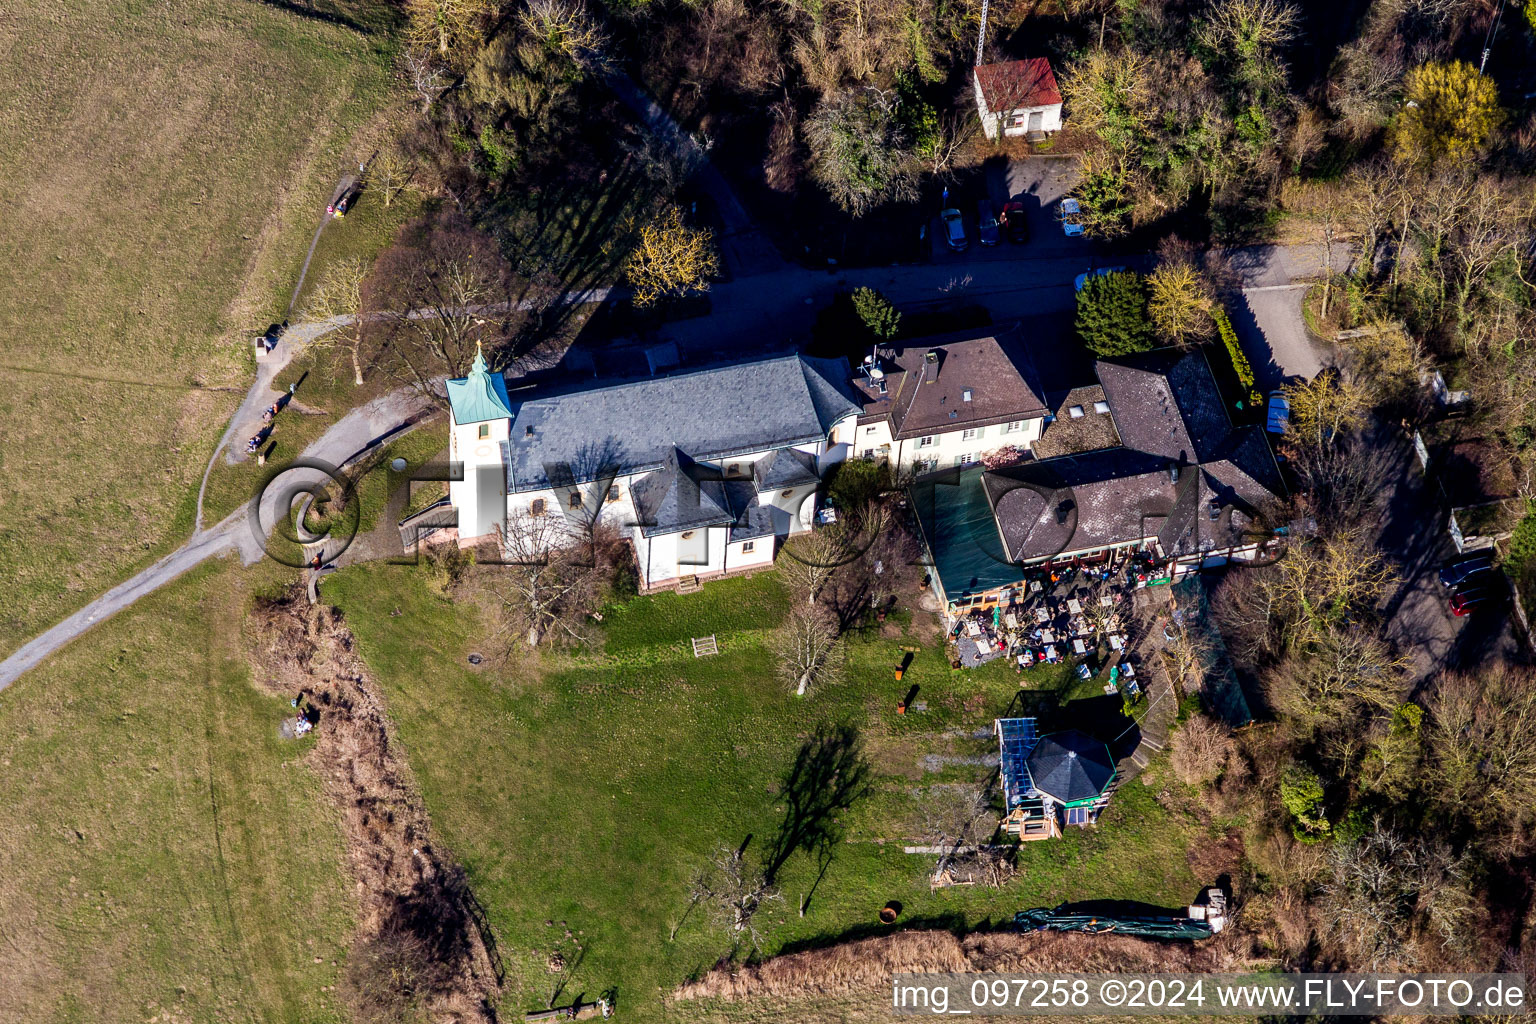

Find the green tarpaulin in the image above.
[{"left": 1014, "top": 906, "right": 1214, "bottom": 941}]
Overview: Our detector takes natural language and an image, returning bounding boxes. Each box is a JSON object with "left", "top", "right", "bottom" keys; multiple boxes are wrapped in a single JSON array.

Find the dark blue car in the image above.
[{"left": 1438, "top": 553, "right": 1494, "bottom": 589}]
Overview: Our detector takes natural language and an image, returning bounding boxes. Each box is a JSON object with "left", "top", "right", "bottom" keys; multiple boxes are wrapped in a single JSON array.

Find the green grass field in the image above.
[
  {"left": 0, "top": 0, "right": 394, "bottom": 655},
  {"left": 0, "top": 560, "right": 353, "bottom": 1024},
  {"left": 326, "top": 566, "right": 1208, "bottom": 1022}
]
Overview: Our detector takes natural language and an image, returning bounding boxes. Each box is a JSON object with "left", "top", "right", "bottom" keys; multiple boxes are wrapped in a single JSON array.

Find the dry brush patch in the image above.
[
  {"left": 250, "top": 587, "right": 500, "bottom": 1023},
  {"left": 673, "top": 928, "right": 1248, "bottom": 1004}
]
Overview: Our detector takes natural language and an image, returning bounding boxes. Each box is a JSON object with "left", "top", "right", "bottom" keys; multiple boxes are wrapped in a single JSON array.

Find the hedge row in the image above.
[{"left": 1213, "top": 308, "right": 1263, "bottom": 409}]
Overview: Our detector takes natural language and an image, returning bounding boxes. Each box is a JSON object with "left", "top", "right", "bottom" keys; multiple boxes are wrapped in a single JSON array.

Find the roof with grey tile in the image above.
[
  {"left": 755, "top": 448, "right": 820, "bottom": 490},
  {"left": 1032, "top": 385, "right": 1120, "bottom": 459},
  {"left": 630, "top": 449, "right": 736, "bottom": 538},
  {"left": 504, "top": 354, "right": 860, "bottom": 492},
  {"left": 978, "top": 350, "right": 1285, "bottom": 564}
]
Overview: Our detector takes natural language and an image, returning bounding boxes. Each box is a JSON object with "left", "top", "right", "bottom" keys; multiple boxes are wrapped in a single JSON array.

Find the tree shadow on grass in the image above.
[{"left": 763, "top": 724, "right": 872, "bottom": 887}]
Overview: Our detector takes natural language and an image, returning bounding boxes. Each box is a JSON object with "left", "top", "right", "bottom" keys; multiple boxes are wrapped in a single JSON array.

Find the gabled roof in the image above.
[
  {"left": 976, "top": 348, "right": 1285, "bottom": 564},
  {"left": 446, "top": 348, "right": 513, "bottom": 425},
  {"left": 984, "top": 449, "right": 1177, "bottom": 563},
  {"left": 755, "top": 448, "right": 819, "bottom": 491},
  {"left": 505, "top": 354, "right": 860, "bottom": 492},
  {"left": 974, "top": 58, "right": 1062, "bottom": 113},
  {"left": 1096, "top": 350, "right": 1231, "bottom": 464},
  {"left": 630, "top": 449, "right": 735, "bottom": 538},
  {"left": 868, "top": 325, "right": 1050, "bottom": 440}
]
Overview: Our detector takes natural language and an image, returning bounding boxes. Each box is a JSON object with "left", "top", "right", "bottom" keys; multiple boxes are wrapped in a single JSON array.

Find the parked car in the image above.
[
  {"left": 976, "top": 200, "right": 1000, "bottom": 246},
  {"left": 1059, "top": 198, "right": 1084, "bottom": 237},
  {"left": 941, "top": 208, "right": 967, "bottom": 251},
  {"left": 1074, "top": 266, "right": 1128, "bottom": 292},
  {"left": 1450, "top": 586, "right": 1497, "bottom": 616},
  {"left": 1438, "top": 552, "right": 1495, "bottom": 589},
  {"left": 1266, "top": 391, "right": 1291, "bottom": 434},
  {"left": 1001, "top": 201, "right": 1029, "bottom": 243}
]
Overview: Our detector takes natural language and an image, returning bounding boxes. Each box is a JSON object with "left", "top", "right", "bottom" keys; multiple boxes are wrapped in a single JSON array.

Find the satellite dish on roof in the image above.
[{"left": 870, "top": 365, "right": 885, "bottom": 379}]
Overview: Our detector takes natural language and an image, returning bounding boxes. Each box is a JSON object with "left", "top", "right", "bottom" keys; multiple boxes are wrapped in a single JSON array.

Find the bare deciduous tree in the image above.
[
  {"left": 1321, "top": 827, "right": 1479, "bottom": 969},
  {"left": 401, "top": 49, "right": 450, "bottom": 113},
  {"left": 1169, "top": 714, "right": 1234, "bottom": 786},
  {"left": 770, "top": 604, "right": 845, "bottom": 696},
  {"left": 367, "top": 212, "right": 514, "bottom": 404},
  {"left": 777, "top": 523, "right": 864, "bottom": 605},
  {"left": 486, "top": 512, "right": 600, "bottom": 648},
  {"left": 304, "top": 256, "right": 371, "bottom": 386},
  {"left": 1263, "top": 627, "right": 1407, "bottom": 730},
  {"left": 367, "top": 144, "right": 417, "bottom": 209},
  {"left": 687, "top": 845, "right": 782, "bottom": 947},
  {"left": 1427, "top": 666, "right": 1536, "bottom": 853}
]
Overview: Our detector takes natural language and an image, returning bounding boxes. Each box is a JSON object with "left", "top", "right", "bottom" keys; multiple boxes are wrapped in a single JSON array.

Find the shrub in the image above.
[
  {"left": 1170, "top": 714, "right": 1233, "bottom": 786},
  {"left": 1213, "top": 308, "right": 1262, "bottom": 408},
  {"left": 1075, "top": 271, "right": 1154, "bottom": 356},
  {"left": 851, "top": 287, "right": 901, "bottom": 340},
  {"left": 1280, "top": 762, "right": 1330, "bottom": 841},
  {"left": 1392, "top": 60, "right": 1502, "bottom": 166}
]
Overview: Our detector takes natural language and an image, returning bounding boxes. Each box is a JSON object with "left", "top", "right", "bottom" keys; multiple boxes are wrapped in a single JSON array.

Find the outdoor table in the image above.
[
  {"left": 1044, "top": 644, "right": 1059, "bottom": 662},
  {"left": 1072, "top": 638, "right": 1088, "bottom": 655},
  {"left": 1099, "top": 594, "right": 1115, "bottom": 607},
  {"left": 1070, "top": 616, "right": 1089, "bottom": 635},
  {"left": 1103, "top": 682, "right": 1118, "bottom": 694},
  {"left": 1029, "top": 580, "right": 1043, "bottom": 593},
  {"left": 1034, "top": 607, "right": 1050, "bottom": 624},
  {"left": 1039, "top": 628, "right": 1056, "bottom": 644},
  {"left": 1067, "top": 598, "right": 1083, "bottom": 614},
  {"left": 967, "top": 620, "right": 983, "bottom": 637},
  {"left": 1109, "top": 634, "right": 1126, "bottom": 651}
]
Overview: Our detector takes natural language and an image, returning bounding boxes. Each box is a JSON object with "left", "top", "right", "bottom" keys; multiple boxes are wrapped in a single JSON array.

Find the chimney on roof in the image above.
[{"left": 925, "top": 349, "right": 942, "bottom": 381}]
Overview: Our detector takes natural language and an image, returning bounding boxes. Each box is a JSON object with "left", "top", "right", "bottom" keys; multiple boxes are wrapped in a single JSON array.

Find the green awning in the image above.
[{"left": 909, "top": 466, "right": 1026, "bottom": 602}]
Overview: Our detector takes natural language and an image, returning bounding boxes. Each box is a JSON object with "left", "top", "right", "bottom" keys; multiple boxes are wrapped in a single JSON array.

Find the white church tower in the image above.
[{"left": 445, "top": 344, "right": 512, "bottom": 542}]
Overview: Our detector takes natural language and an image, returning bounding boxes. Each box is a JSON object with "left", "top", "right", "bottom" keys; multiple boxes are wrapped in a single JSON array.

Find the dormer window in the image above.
[
  {"left": 530, "top": 498, "right": 546, "bottom": 516},
  {"left": 962, "top": 388, "right": 973, "bottom": 402},
  {"left": 525, "top": 425, "right": 535, "bottom": 438},
  {"left": 478, "top": 423, "right": 490, "bottom": 439},
  {"left": 568, "top": 491, "right": 583, "bottom": 509},
  {"left": 1069, "top": 405, "right": 1085, "bottom": 418}
]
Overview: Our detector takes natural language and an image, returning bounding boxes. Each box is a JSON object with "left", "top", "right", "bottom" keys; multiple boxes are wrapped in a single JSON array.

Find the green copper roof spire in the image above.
[{"left": 446, "top": 340, "right": 513, "bottom": 424}]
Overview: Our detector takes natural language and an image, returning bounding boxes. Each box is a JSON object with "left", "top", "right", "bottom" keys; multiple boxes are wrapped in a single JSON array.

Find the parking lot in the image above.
[{"left": 926, "top": 155, "right": 1092, "bottom": 265}]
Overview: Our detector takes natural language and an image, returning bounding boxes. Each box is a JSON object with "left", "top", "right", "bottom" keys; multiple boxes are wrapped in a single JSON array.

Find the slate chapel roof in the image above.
[{"left": 503, "top": 354, "right": 860, "bottom": 492}]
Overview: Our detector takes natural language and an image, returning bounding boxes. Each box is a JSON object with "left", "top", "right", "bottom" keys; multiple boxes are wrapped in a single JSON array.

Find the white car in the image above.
[
  {"left": 1060, "top": 198, "right": 1084, "bottom": 237},
  {"left": 1074, "top": 266, "right": 1128, "bottom": 291},
  {"left": 941, "top": 208, "right": 967, "bottom": 251},
  {"left": 1266, "top": 391, "right": 1291, "bottom": 434}
]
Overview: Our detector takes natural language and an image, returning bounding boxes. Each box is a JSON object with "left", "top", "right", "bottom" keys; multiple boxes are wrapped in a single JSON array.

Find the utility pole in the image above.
[
  {"left": 1479, "top": 0, "right": 1504, "bottom": 74},
  {"left": 976, "top": 0, "right": 990, "bottom": 66}
]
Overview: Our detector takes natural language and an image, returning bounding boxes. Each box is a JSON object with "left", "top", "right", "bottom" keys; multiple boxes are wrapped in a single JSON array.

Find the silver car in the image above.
[{"left": 941, "top": 208, "right": 967, "bottom": 251}]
